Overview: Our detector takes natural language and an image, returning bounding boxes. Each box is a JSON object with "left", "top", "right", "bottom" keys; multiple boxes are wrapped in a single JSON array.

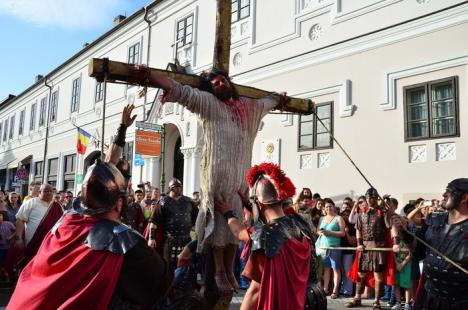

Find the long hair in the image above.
[{"left": 199, "top": 69, "right": 239, "bottom": 99}]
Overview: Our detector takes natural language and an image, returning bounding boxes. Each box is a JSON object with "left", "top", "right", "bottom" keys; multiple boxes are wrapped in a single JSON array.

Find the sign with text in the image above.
[
  {"left": 135, "top": 130, "right": 161, "bottom": 156},
  {"left": 135, "top": 121, "right": 162, "bottom": 132}
]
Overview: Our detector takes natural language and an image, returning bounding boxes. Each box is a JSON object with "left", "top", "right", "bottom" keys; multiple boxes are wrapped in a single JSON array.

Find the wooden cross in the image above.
[{"left": 88, "top": 0, "right": 314, "bottom": 114}]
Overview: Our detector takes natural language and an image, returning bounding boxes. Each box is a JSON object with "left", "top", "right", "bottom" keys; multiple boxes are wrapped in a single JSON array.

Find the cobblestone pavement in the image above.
[{"left": 230, "top": 292, "right": 394, "bottom": 310}]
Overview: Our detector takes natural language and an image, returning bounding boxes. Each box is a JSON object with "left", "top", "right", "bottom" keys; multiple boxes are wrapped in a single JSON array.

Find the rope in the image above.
[{"left": 312, "top": 109, "right": 468, "bottom": 275}]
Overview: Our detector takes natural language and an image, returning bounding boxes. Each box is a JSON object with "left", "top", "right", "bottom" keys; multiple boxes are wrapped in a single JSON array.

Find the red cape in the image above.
[
  {"left": 5, "top": 201, "right": 64, "bottom": 272},
  {"left": 256, "top": 237, "right": 311, "bottom": 310},
  {"left": 8, "top": 213, "right": 124, "bottom": 310},
  {"left": 347, "top": 230, "right": 395, "bottom": 287}
]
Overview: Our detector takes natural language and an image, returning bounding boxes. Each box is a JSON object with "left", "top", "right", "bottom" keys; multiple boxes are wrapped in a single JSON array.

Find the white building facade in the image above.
[{"left": 1, "top": 0, "right": 467, "bottom": 204}]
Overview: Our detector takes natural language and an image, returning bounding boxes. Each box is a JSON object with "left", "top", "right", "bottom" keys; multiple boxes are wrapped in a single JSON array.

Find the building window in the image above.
[
  {"left": 71, "top": 77, "right": 81, "bottom": 113},
  {"left": 123, "top": 141, "right": 134, "bottom": 175},
  {"left": 176, "top": 15, "right": 193, "bottom": 51},
  {"left": 48, "top": 158, "right": 58, "bottom": 188},
  {"left": 95, "top": 82, "right": 103, "bottom": 102},
  {"left": 2, "top": 120, "right": 8, "bottom": 143},
  {"left": 39, "top": 96, "right": 47, "bottom": 127},
  {"left": 232, "top": 0, "right": 250, "bottom": 23},
  {"left": 8, "top": 115, "right": 15, "bottom": 140},
  {"left": 63, "top": 154, "right": 76, "bottom": 192},
  {"left": 50, "top": 90, "right": 58, "bottom": 122},
  {"left": 128, "top": 43, "right": 140, "bottom": 65},
  {"left": 19, "top": 110, "right": 25, "bottom": 136},
  {"left": 34, "top": 161, "right": 43, "bottom": 182},
  {"left": 30, "top": 102, "right": 37, "bottom": 131},
  {"left": 298, "top": 102, "right": 333, "bottom": 150},
  {"left": 0, "top": 122, "right": 2, "bottom": 143},
  {"left": 404, "top": 76, "right": 459, "bottom": 141}
]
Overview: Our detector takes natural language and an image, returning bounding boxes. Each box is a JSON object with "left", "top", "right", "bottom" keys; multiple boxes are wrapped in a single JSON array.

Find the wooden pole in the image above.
[
  {"left": 213, "top": 0, "right": 232, "bottom": 74},
  {"left": 88, "top": 58, "right": 314, "bottom": 114}
]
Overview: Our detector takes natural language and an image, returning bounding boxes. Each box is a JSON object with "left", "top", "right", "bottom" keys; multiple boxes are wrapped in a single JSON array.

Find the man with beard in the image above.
[
  {"left": 346, "top": 188, "right": 393, "bottom": 309},
  {"left": 8, "top": 161, "right": 172, "bottom": 309},
  {"left": 148, "top": 178, "right": 198, "bottom": 270},
  {"left": 393, "top": 178, "right": 468, "bottom": 310},
  {"left": 135, "top": 66, "right": 289, "bottom": 293},
  {"left": 215, "top": 163, "right": 326, "bottom": 310}
]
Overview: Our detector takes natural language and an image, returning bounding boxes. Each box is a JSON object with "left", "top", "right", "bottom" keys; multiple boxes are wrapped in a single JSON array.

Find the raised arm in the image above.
[
  {"left": 105, "top": 104, "right": 137, "bottom": 164},
  {"left": 214, "top": 196, "right": 250, "bottom": 242}
]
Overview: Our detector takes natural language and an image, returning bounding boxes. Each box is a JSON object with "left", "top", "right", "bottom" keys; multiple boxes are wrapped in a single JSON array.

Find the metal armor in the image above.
[{"left": 423, "top": 212, "right": 468, "bottom": 303}]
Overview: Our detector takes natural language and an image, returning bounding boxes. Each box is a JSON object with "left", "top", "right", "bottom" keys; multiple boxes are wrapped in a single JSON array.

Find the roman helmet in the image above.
[{"left": 79, "top": 159, "right": 127, "bottom": 215}]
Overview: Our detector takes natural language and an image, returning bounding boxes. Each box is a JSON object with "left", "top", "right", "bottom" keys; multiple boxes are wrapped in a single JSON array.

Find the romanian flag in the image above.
[{"left": 76, "top": 128, "right": 92, "bottom": 155}]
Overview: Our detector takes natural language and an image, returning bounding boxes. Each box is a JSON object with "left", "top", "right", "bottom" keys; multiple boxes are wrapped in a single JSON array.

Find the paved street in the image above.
[{"left": 230, "top": 291, "right": 393, "bottom": 310}]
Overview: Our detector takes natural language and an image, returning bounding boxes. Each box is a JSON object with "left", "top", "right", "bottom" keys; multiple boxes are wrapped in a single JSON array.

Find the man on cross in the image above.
[{"left": 133, "top": 66, "right": 289, "bottom": 293}]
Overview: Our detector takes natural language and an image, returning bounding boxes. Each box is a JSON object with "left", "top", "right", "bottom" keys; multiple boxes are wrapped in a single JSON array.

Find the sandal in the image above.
[
  {"left": 330, "top": 292, "right": 339, "bottom": 299},
  {"left": 345, "top": 298, "right": 362, "bottom": 308},
  {"left": 373, "top": 301, "right": 381, "bottom": 309}
]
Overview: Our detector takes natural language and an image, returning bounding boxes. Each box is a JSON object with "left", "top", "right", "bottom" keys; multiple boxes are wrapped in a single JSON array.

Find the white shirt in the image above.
[{"left": 16, "top": 197, "right": 49, "bottom": 245}]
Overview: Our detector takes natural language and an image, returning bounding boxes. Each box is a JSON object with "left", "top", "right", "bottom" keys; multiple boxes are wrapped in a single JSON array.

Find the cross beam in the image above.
[{"left": 89, "top": 58, "right": 314, "bottom": 114}]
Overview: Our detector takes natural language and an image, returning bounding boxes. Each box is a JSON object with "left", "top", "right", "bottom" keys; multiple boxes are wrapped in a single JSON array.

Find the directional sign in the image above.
[
  {"left": 134, "top": 153, "right": 145, "bottom": 166},
  {"left": 135, "top": 121, "right": 162, "bottom": 132}
]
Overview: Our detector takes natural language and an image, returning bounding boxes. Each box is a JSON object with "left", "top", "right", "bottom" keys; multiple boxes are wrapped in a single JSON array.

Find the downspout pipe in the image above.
[{"left": 43, "top": 77, "right": 53, "bottom": 183}]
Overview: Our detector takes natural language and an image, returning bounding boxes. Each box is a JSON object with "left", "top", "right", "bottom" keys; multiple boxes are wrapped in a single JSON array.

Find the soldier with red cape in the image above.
[{"left": 215, "top": 162, "right": 326, "bottom": 310}]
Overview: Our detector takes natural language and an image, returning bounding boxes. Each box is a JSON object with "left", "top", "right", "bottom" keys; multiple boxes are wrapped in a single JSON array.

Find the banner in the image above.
[{"left": 135, "top": 130, "right": 161, "bottom": 156}]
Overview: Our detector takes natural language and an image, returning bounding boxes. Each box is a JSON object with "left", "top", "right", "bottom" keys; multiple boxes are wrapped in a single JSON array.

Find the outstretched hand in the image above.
[
  {"left": 121, "top": 104, "right": 137, "bottom": 128},
  {"left": 237, "top": 187, "right": 250, "bottom": 205},
  {"left": 276, "top": 92, "right": 291, "bottom": 110}
]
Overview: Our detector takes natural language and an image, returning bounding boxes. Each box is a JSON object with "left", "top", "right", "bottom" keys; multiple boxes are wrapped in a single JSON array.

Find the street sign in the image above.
[
  {"left": 135, "top": 121, "right": 162, "bottom": 132},
  {"left": 134, "top": 153, "right": 145, "bottom": 166},
  {"left": 16, "top": 168, "right": 28, "bottom": 180},
  {"left": 135, "top": 130, "right": 161, "bottom": 156}
]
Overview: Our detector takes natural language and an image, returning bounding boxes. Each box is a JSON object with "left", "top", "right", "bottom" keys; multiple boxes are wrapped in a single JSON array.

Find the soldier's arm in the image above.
[{"left": 105, "top": 104, "right": 137, "bottom": 165}]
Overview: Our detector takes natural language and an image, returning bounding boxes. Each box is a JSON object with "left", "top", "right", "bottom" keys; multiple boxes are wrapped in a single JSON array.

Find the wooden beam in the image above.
[
  {"left": 88, "top": 58, "right": 314, "bottom": 114},
  {"left": 213, "top": 0, "right": 232, "bottom": 74}
]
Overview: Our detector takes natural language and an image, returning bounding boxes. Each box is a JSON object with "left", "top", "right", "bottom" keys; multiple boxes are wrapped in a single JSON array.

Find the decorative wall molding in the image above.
[
  {"left": 235, "top": 5, "right": 468, "bottom": 87},
  {"left": 409, "top": 145, "right": 427, "bottom": 163},
  {"left": 436, "top": 142, "right": 456, "bottom": 161},
  {"left": 293, "top": 79, "right": 354, "bottom": 117},
  {"left": 333, "top": 0, "right": 404, "bottom": 25},
  {"left": 381, "top": 55, "right": 468, "bottom": 110},
  {"left": 260, "top": 138, "right": 281, "bottom": 165},
  {"left": 300, "top": 154, "right": 314, "bottom": 169},
  {"left": 318, "top": 152, "right": 330, "bottom": 168}
]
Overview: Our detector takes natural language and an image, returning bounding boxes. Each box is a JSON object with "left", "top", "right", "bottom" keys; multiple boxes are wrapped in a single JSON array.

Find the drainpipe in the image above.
[{"left": 43, "top": 77, "right": 53, "bottom": 183}]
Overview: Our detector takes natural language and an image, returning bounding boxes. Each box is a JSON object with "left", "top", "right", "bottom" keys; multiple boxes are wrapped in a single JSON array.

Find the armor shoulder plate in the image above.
[
  {"left": 251, "top": 215, "right": 312, "bottom": 258},
  {"left": 84, "top": 219, "right": 145, "bottom": 255}
]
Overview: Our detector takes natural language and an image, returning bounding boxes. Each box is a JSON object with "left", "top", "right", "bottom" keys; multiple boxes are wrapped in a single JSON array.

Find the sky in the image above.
[{"left": 0, "top": 0, "right": 151, "bottom": 100}]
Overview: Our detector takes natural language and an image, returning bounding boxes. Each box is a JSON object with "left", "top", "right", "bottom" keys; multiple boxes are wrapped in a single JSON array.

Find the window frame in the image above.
[
  {"left": 30, "top": 102, "right": 37, "bottom": 131},
  {"left": 127, "top": 42, "right": 140, "bottom": 65},
  {"left": 2, "top": 119, "right": 8, "bottom": 143},
  {"left": 50, "top": 90, "right": 59, "bottom": 122},
  {"left": 298, "top": 101, "right": 334, "bottom": 151},
  {"left": 232, "top": 0, "right": 250, "bottom": 23},
  {"left": 8, "top": 115, "right": 15, "bottom": 140},
  {"left": 71, "top": 77, "right": 81, "bottom": 113},
  {"left": 403, "top": 76, "right": 459, "bottom": 142},
  {"left": 95, "top": 82, "right": 103, "bottom": 103},
  {"left": 39, "top": 96, "right": 47, "bottom": 127},
  {"left": 175, "top": 14, "right": 194, "bottom": 51},
  {"left": 34, "top": 161, "right": 44, "bottom": 182},
  {"left": 18, "top": 109, "right": 25, "bottom": 136}
]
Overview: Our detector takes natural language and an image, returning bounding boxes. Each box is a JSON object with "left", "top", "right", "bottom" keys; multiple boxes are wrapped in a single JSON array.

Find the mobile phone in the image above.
[{"left": 423, "top": 200, "right": 432, "bottom": 207}]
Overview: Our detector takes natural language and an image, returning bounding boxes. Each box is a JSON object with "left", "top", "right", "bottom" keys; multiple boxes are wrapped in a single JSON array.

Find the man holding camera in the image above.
[{"left": 393, "top": 178, "right": 468, "bottom": 310}]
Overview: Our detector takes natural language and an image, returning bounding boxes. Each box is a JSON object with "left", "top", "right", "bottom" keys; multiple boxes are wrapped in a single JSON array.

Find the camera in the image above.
[{"left": 423, "top": 200, "right": 432, "bottom": 207}]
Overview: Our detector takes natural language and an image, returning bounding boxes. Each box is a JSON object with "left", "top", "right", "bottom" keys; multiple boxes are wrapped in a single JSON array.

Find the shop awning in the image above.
[
  {"left": 0, "top": 154, "right": 15, "bottom": 170},
  {"left": 7, "top": 154, "right": 33, "bottom": 169}
]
